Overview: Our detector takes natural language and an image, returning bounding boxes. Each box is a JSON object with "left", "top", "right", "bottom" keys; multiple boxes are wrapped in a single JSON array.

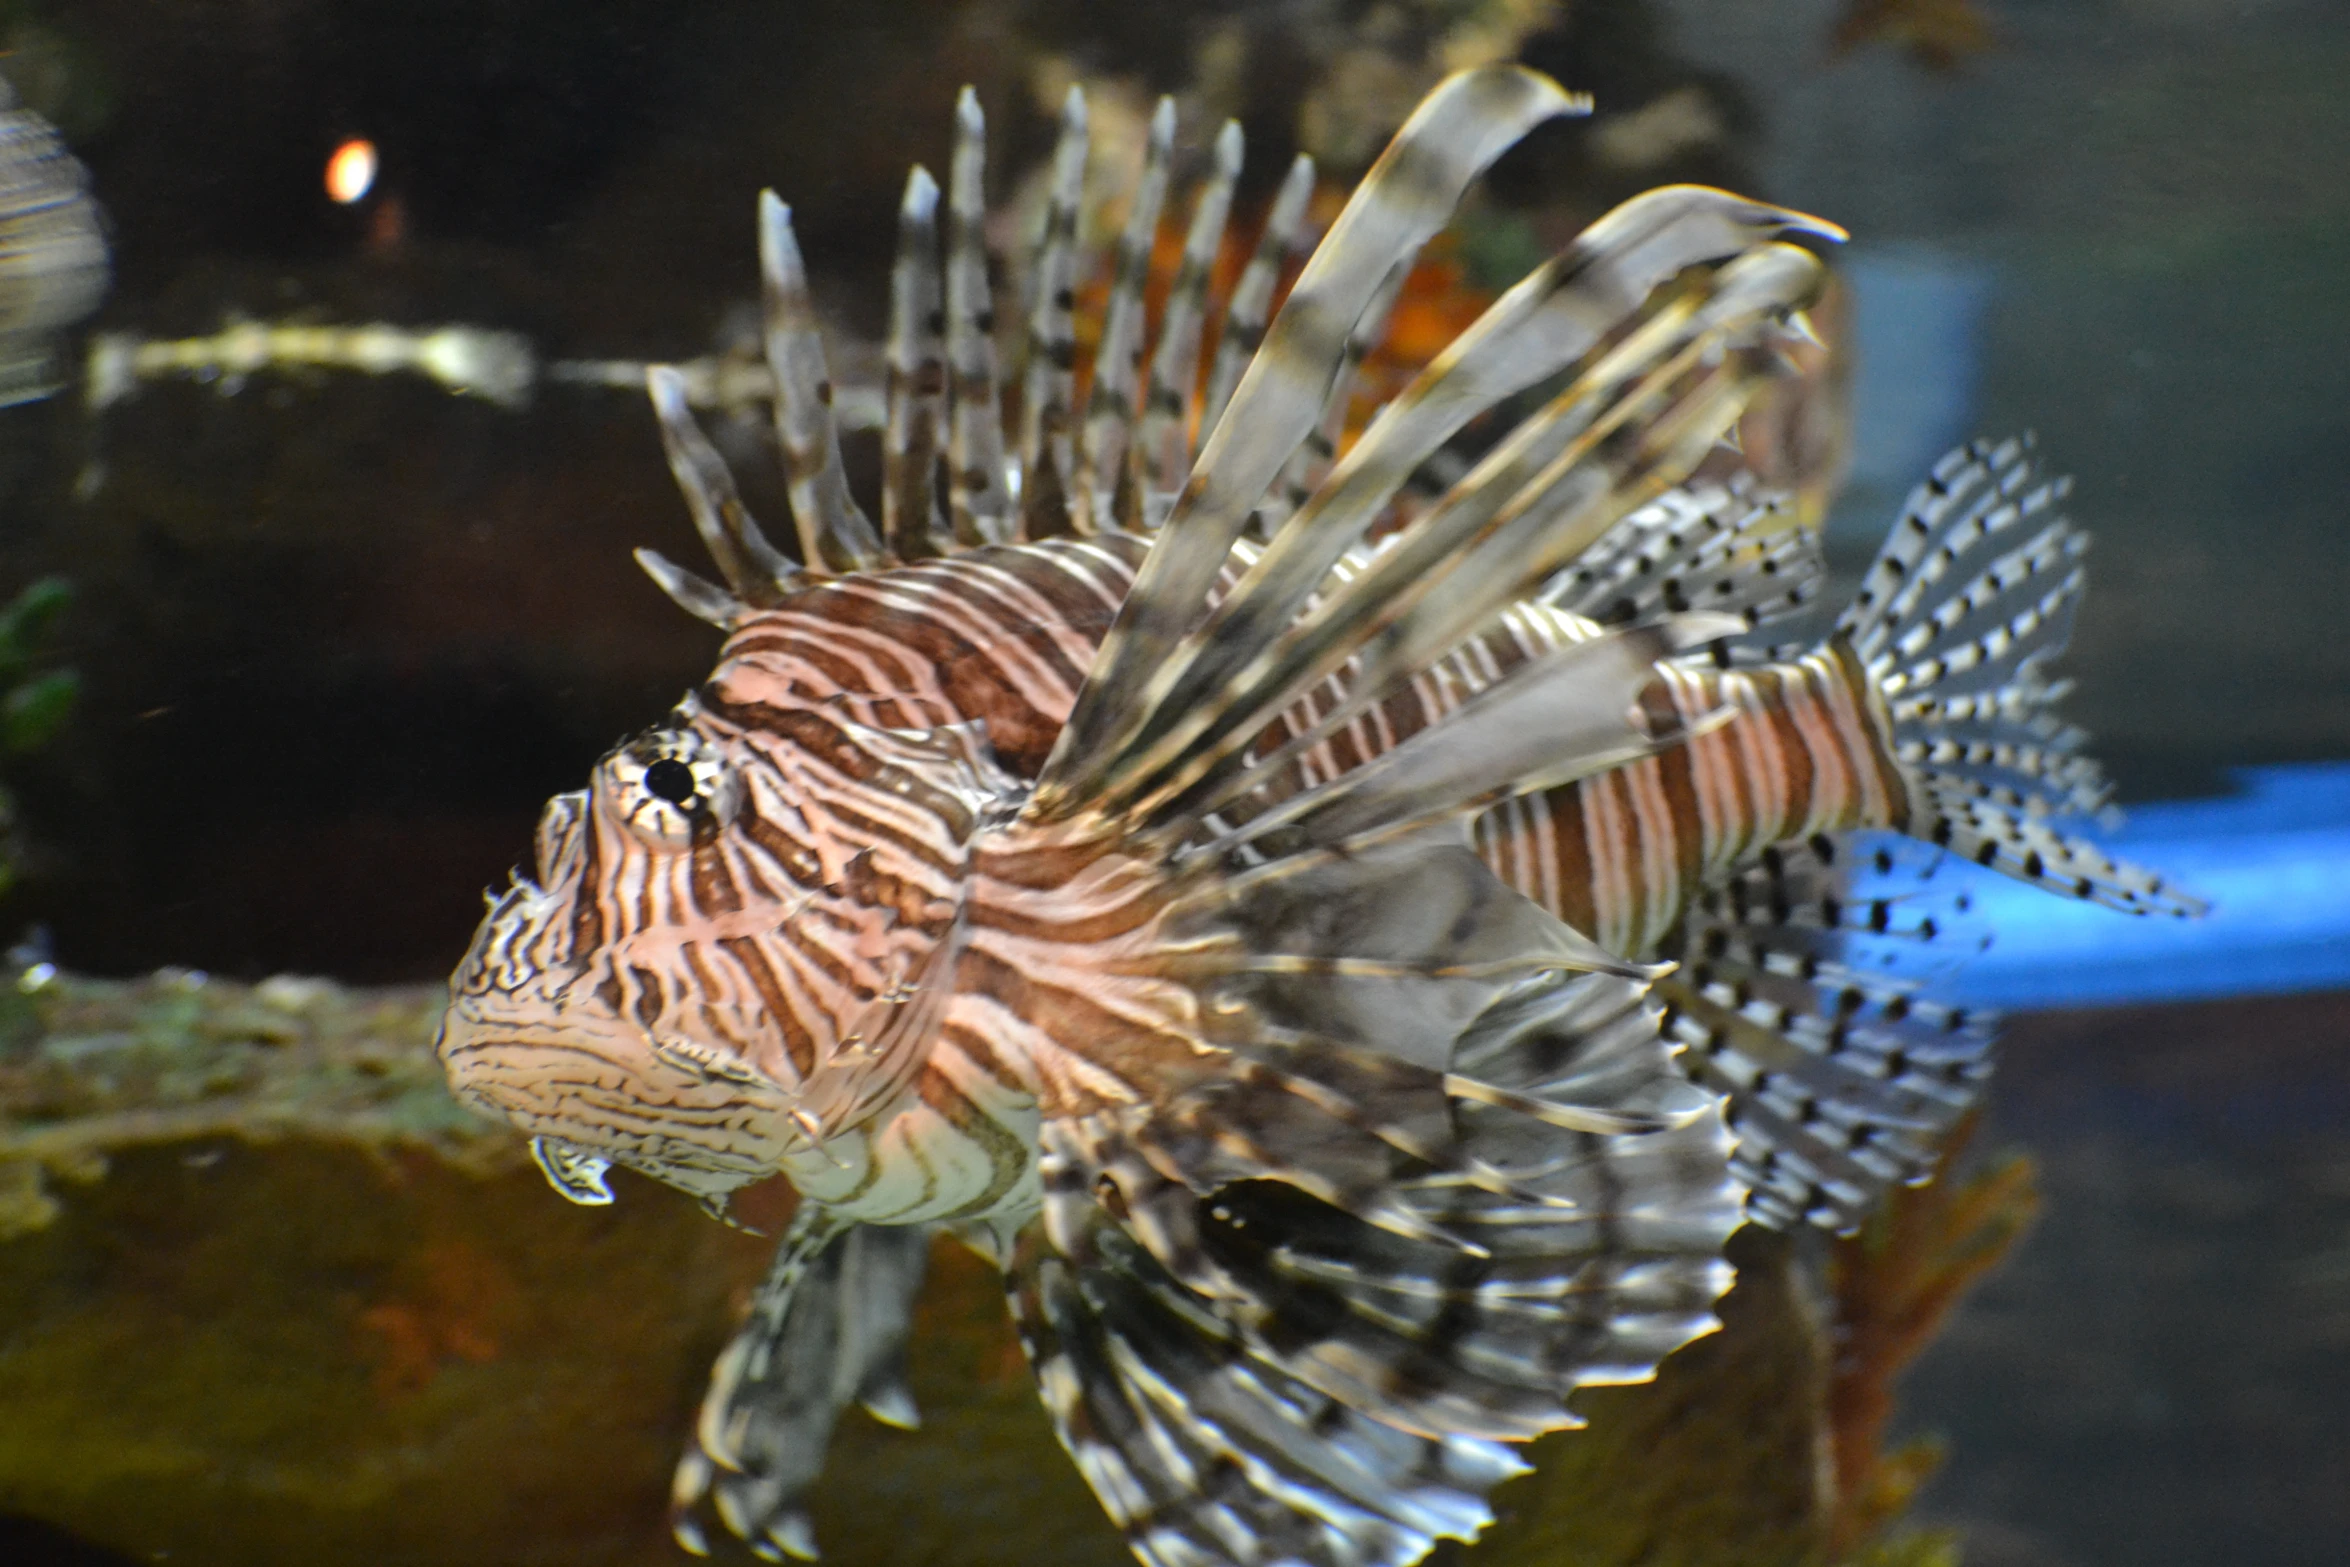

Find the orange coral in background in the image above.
[
  {"left": 1059, "top": 180, "right": 1499, "bottom": 461},
  {"left": 1833, "top": 0, "right": 1998, "bottom": 72},
  {"left": 354, "top": 1235, "right": 521, "bottom": 1398},
  {"left": 1827, "top": 1114, "right": 2043, "bottom": 1557}
]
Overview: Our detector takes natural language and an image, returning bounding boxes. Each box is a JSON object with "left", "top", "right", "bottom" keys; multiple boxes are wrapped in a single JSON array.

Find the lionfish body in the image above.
[{"left": 439, "top": 66, "right": 2195, "bottom": 1567}]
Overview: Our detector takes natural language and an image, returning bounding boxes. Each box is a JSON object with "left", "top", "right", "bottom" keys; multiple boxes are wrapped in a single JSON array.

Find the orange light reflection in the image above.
[{"left": 326, "top": 138, "right": 378, "bottom": 205}]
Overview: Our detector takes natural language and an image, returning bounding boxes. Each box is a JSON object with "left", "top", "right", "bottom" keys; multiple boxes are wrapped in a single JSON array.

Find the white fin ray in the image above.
[
  {"left": 1137, "top": 119, "right": 1246, "bottom": 495},
  {"left": 759, "top": 193, "right": 886, "bottom": 573},
  {"left": 944, "top": 88, "right": 1014, "bottom": 546},
  {"left": 1017, "top": 87, "right": 1092, "bottom": 540},
  {"left": 882, "top": 166, "right": 951, "bottom": 560},
  {"left": 648, "top": 364, "right": 801, "bottom": 603},
  {"left": 1044, "top": 66, "right": 1589, "bottom": 803},
  {"left": 1078, "top": 96, "right": 1178, "bottom": 532},
  {"left": 633, "top": 547, "right": 746, "bottom": 629},
  {"left": 1114, "top": 243, "right": 1829, "bottom": 830},
  {"left": 1200, "top": 153, "right": 1317, "bottom": 445},
  {"left": 1145, "top": 185, "right": 1845, "bottom": 775}
]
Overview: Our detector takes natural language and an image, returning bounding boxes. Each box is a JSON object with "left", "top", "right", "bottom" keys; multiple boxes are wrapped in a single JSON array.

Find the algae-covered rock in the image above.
[
  {"left": 0, "top": 1141, "right": 764, "bottom": 1565},
  {"left": 0, "top": 965, "right": 507, "bottom": 1240},
  {"left": 0, "top": 966, "right": 1998, "bottom": 1566},
  {"left": 0, "top": 1161, "right": 1830, "bottom": 1567},
  {"left": 1468, "top": 1228, "right": 1834, "bottom": 1567}
]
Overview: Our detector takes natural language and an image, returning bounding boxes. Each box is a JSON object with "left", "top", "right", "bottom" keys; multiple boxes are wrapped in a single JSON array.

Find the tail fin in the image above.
[
  {"left": 1844, "top": 436, "right": 2204, "bottom": 918},
  {"left": 1657, "top": 440, "right": 2204, "bottom": 1234}
]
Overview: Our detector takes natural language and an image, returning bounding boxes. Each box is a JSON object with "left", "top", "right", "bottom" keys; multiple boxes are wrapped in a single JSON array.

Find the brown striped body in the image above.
[
  {"left": 1511, "top": 642, "right": 1910, "bottom": 955},
  {"left": 430, "top": 67, "right": 1972, "bottom": 1564},
  {"left": 1258, "top": 553, "right": 1911, "bottom": 960},
  {"left": 711, "top": 534, "right": 1911, "bottom": 969},
  {"left": 433, "top": 64, "right": 2197, "bottom": 1560},
  {"left": 442, "top": 531, "right": 1909, "bottom": 1238}
]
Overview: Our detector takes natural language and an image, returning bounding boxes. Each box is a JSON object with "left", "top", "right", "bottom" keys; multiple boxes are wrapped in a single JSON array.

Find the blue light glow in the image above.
[{"left": 1853, "top": 763, "right": 2350, "bottom": 1011}]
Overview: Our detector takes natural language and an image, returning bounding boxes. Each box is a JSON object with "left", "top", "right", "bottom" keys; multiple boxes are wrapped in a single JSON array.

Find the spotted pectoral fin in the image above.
[
  {"left": 1036, "top": 965, "right": 1737, "bottom": 1441},
  {"left": 1012, "top": 979, "right": 1740, "bottom": 1567},
  {"left": 1007, "top": 1212, "right": 1530, "bottom": 1567},
  {"left": 1662, "top": 833, "right": 1999, "bottom": 1231},
  {"left": 672, "top": 1206, "right": 931, "bottom": 1559}
]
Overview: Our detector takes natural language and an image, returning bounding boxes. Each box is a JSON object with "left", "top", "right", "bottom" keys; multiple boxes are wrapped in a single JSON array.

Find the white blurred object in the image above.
[
  {"left": 89, "top": 322, "right": 894, "bottom": 430},
  {"left": 87, "top": 320, "right": 540, "bottom": 411},
  {"left": 0, "top": 73, "right": 110, "bottom": 407}
]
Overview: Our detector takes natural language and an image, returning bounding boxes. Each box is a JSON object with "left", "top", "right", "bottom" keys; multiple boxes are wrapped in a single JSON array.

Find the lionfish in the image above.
[{"left": 438, "top": 66, "right": 2195, "bottom": 1567}]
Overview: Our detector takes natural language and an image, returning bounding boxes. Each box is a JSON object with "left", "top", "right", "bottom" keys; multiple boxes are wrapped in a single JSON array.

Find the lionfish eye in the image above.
[
  {"left": 644, "top": 758, "right": 698, "bottom": 806},
  {"left": 601, "top": 728, "right": 740, "bottom": 850}
]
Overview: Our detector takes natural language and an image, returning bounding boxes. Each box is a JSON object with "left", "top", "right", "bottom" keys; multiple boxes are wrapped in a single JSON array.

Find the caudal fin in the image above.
[
  {"left": 1841, "top": 436, "right": 2204, "bottom": 918},
  {"left": 1661, "top": 440, "right": 2203, "bottom": 1234}
]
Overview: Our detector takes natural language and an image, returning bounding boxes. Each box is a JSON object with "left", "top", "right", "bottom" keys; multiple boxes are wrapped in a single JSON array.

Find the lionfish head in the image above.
[{"left": 438, "top": 677, "right": 1009, "bottom": 1211}]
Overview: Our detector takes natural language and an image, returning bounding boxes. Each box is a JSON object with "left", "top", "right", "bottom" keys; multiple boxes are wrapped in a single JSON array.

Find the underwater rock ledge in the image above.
[
  {"left": 0, "top": 963, "right": 509, "bottom": 1239},
  {"left": 0, "top": 962, "right": 1985, "bottom": 1566}
]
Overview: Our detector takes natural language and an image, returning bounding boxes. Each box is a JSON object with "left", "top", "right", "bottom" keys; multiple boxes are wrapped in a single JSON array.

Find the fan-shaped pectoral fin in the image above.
[{"left": 671, "top": 1207, "right": 932, "bottom": 1559}]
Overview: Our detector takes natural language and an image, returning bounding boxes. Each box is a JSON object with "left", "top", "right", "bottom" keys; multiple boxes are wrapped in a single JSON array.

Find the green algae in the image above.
[{"left": 0, "top": 968, "right": 503, "bottom": 1240}]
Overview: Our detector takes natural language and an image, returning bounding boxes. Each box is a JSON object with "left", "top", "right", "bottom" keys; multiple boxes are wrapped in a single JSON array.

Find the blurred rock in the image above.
[{"left": 0, "top": 961, "right": 2016, "bottom": 1566}]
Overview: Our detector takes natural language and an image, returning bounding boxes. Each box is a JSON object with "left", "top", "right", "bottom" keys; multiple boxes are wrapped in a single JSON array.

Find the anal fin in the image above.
[{"left": 1660, "top": 833, "right": 1997, "bottom": 1232}]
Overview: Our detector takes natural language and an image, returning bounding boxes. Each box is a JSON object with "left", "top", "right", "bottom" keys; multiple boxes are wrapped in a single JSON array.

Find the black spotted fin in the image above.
[
  {"left": 1654, "top": 833, "right": 1996, "bottom": 1232},
  {"left": 1844, "top": 435, "right": 2204, "bottom": 918},
  {"left": 1647, "top": 437, "right": 2204, "bottom": 1233}
]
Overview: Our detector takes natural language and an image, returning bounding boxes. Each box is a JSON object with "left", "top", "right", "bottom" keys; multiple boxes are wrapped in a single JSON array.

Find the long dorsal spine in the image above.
[
  {"left": 758, "top": 193, "right": 885, "bottom": 573},
  {"left": 1075, "top": 95, "right": 1177, "bottom": 533},
  {"left": 882, "top": 166, "right": 949, "bottom": 560},
  {"left": 1135, "top": 118, "right": 1244, "bottom": 496},
  {"left": 1016, "top": 87, "right": 1090, "bottom": 541},
  {"left": 943, "top": 88, "right": 1014, "bottom": 547}
]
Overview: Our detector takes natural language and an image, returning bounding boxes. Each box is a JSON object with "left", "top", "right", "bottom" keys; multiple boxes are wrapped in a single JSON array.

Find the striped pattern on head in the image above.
[
  {"left": 439, "top": 538, "right": 1157, "bottom": 1222},
  {"left": 439, "top": 62, "right": 1844, "bottom": 1235}
]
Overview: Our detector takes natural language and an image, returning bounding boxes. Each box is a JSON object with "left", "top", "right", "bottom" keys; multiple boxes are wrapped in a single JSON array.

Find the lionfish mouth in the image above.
[{"left": 435, "top": 993, "right": 807, "bottom": 1205}]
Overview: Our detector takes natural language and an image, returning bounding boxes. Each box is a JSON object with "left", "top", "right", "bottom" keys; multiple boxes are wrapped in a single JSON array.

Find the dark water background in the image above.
[{"left": 0, "top": 2, "right": 2341, "bottom": 1563}]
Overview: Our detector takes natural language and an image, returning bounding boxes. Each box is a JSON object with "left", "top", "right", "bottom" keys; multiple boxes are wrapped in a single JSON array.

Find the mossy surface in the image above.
[
  {"left": 0, "top": 1141, "right": 767, "bottom": 1565},
  {"left": 1462, "top": 1228, "right": 1831, "bottom": 1567},
  {"left": 0, "top": 1150, "right": 1845, "bottom": 1567},
  {"left": 0, "top": 969, "right": 1986, "bottom": 1565}
]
